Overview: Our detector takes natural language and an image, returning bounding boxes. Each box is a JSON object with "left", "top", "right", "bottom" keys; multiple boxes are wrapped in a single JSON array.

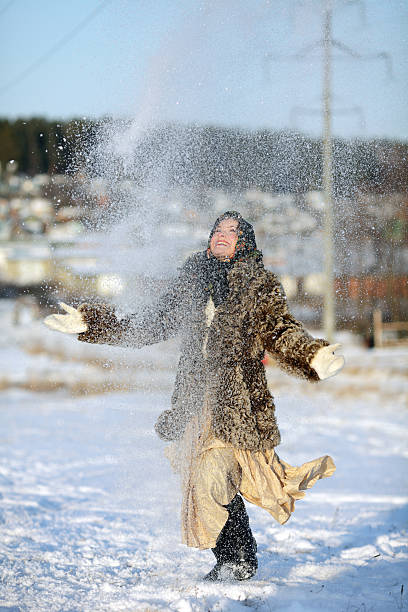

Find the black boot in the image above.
[{"left": 204, "top": 494, "right": 258, "bottom": 581}]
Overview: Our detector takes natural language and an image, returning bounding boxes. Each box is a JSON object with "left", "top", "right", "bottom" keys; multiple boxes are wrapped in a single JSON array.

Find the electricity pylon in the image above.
[{"left": 264, "top": 0, "right": 392, "bottom": 342}]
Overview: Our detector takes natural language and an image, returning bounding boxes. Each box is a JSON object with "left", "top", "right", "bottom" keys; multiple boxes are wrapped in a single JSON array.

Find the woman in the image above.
[{"left": 45, "top": 211, "right": 344, "bottom": 581}]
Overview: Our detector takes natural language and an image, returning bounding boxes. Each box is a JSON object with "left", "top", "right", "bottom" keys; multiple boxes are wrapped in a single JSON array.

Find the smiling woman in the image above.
[
  {"left": 209, "top": 218, "right": 239, "bottom": 260},
  {"left": 44, "top": 210, "right": 344, "bottom": 581}
]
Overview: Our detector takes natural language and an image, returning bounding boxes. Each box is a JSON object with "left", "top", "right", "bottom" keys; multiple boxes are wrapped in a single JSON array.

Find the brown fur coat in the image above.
[{"left": 78, "top": 252, "right": 328, "bottom": 451}]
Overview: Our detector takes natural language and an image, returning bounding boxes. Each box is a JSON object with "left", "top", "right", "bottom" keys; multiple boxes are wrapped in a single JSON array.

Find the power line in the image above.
[{"left": 0, "top": 0, "right": 112, "bottom": 96}]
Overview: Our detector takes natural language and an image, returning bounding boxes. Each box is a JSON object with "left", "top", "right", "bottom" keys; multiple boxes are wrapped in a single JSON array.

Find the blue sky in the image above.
[{"left": 0, "top": 0, "right": 407, "bottom": 139}]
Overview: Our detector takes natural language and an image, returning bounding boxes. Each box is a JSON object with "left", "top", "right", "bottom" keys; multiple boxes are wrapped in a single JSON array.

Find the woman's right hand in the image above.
[{"left": 44, "top": 302, "right": 88, "bottom": 334}]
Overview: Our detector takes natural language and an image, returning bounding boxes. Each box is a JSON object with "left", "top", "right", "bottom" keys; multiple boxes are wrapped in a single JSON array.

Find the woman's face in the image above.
[{"left": 209, "top": 218, "right": 239, "bottom": 260}]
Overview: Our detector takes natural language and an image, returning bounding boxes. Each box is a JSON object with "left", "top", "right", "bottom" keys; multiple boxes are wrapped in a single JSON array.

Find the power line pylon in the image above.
[{"left": 265, "top": 0, "right": 392, "bottom": 342}]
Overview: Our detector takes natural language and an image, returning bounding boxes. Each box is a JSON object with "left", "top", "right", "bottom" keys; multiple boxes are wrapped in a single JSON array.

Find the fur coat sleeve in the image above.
[
  {"left": 258, "top": 272, "right": 329, "bottom": 381},
  {"left": 77, "top": 255, "right": 197, "bottom": 347}
]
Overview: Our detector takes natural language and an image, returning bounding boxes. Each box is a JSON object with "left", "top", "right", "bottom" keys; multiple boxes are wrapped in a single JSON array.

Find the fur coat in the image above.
[{"left": 78, "top": 252, "right": 328, "bottom": 451}]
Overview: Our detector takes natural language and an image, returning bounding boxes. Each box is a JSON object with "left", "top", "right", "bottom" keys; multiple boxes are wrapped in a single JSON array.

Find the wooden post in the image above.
[{"left": 373, "top": 309, "right": 383, "bottom": 348}]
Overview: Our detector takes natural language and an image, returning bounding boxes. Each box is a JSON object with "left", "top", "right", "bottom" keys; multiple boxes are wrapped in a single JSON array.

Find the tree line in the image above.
[{"left": 1, "top": 117, "right": 407, "bottom": 195}]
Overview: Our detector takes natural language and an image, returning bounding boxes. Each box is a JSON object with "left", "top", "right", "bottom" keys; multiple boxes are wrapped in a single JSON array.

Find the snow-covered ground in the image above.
[{"left": 0, "top": 299, "right": 407, "bottom": 611}]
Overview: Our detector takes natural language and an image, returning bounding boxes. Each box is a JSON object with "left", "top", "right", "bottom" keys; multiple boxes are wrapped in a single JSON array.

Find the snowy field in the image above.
[{"left": 0, "top": 299, "right": 407, "bottom": 611}]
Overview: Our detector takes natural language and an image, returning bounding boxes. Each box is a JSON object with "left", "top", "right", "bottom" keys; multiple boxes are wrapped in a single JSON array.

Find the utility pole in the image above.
[
  {"left": 322, "top": 0, "right": 335, "bottom": 342},
  {"left": 264, "top": 0, "right": 391, "bottom": 342}
]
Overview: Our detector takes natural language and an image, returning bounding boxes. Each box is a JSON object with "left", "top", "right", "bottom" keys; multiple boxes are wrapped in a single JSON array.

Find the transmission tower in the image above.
[{"left": 265, "top": 0, "right": 392, "bottom": 342}]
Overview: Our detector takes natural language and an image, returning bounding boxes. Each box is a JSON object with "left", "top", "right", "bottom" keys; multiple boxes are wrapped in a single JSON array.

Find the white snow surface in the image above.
[{"left": 0, "top": 300, "right": 407, "bottom": 611}]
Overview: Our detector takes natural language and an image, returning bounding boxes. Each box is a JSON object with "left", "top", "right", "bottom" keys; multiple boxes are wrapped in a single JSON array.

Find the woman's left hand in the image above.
[{"left": 310, "top": 343, "right": 345, "bottom": 380}]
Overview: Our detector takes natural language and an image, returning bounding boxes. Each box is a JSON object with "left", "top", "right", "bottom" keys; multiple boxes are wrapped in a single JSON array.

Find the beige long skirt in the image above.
[{"left": 166, "top": 415, "right": 336, "bottom": 550}]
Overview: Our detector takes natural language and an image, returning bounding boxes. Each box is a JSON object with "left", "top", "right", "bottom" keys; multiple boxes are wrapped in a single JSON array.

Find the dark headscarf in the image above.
[
  {"left": 207, "top": 210, "right": 262, "bottom": 264},
  {"left": 202, "top": 211, "right": 263, "bottom": 307}
]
